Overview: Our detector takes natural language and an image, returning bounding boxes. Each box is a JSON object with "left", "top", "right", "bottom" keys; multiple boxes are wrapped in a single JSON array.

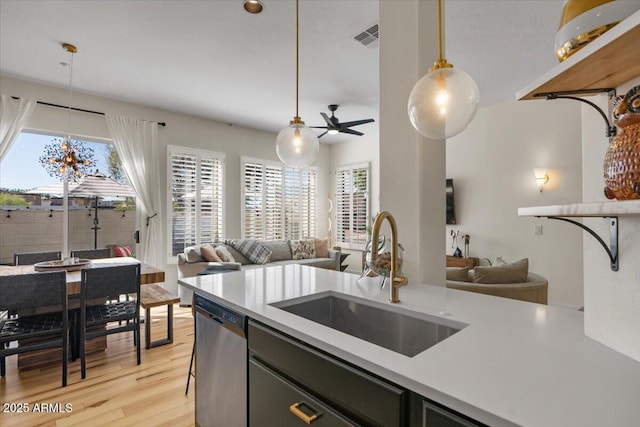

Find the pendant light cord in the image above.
[
  {"left": 430, "top": 0, "right": 452, "bottom": 71},
  {"left": 67, "top": 48, "right": 74, "bottom": 139},
  {"left": 295, "top": 0, "right": 299, "bottom": 119},
  {"left": 437, "top": 0, "right": 443, "bottom": 61}
]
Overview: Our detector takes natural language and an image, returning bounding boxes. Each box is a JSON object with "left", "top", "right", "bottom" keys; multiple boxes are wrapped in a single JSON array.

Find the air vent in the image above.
[{"left": 353, "top": 23, "right": 379, "bottom": 48}]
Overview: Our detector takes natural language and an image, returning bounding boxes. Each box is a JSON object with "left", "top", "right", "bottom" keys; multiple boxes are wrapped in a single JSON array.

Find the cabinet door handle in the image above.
[{"left": 289, "top": 402, "right": 320, "bottom": 424}]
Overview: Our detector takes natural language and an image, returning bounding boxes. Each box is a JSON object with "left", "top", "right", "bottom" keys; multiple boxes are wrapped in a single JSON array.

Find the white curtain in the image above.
[
  {"left": 106, "top": 115, "right": 163, "bottom": 268},
  {"left": 0, "top": 95, "right": 37, "bottom": 161}
]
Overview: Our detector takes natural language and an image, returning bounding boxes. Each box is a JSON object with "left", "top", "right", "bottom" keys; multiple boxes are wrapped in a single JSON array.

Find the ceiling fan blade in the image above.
[
  {"left": 338, "top": 118, "right": 375, "bottom": 128},
  {"left": 309, "top": 126, "right": 328, "bottom": 129},
  {"left": 320, "top": 112, "right": 334, "bottom": 127},
  {"left": 340, "top": 128, "right": 364, "bottom": 136},
  {"left": 317, "top": 131, "right": 328, "bottom": 138}
]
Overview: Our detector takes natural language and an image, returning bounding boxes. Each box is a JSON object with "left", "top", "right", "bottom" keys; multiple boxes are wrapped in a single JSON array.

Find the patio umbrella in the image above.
[{"left": 28, "top": 171, "right": 136, "bottom": 249}]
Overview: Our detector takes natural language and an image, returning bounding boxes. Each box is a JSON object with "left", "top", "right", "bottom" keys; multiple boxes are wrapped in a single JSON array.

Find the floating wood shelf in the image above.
[{"left": 516, "top": 11, "right": 640, "bottom": 101}]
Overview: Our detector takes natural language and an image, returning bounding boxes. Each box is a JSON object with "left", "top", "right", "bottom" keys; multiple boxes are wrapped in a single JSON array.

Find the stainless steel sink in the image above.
[{"left": 272, "top": 293, "right": 466, "bottom": 357}]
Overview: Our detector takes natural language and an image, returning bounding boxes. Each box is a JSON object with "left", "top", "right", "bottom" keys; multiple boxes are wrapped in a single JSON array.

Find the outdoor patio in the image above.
[{"left": 0, "top": 206, "right": 135, "bottom": 265}]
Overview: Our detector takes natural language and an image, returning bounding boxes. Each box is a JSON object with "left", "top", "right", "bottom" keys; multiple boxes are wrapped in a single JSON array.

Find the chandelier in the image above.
[{"left": 40, "top": 43, "right": 93, "bottom": 180}]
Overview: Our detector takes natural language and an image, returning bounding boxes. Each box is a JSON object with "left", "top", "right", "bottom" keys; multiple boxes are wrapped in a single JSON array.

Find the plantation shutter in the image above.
[
  {"left": 169, "top": 146, "right": 225, "bottom": 257},
  {"left": 243, "top": 161, "right": 264, "bottom": 239},
  {"left": 264, "top": 164, "right": 283, "bottom": 240},
  {"left": 241, "top": 157, "right": 316, "bottom": 241},
  {"left": 335, "top": 164, "right": 369, "bottom": 249}
]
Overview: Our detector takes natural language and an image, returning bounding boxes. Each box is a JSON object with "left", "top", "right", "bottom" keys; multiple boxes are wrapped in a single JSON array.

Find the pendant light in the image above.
[
  {"left": 275, "top": 0, "right": 319, "bottom": 169},
  {"left": 407, "top": 0, "right": 479, "bottom": 140}
]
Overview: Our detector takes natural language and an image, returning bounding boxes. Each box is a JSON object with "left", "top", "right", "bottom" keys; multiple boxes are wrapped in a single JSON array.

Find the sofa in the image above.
[
  {"left": 445, "top": 258, "right": 548, "bottom": 304},
  {"left": 177, "top": 239, "right": 341, "bottom": 305}
]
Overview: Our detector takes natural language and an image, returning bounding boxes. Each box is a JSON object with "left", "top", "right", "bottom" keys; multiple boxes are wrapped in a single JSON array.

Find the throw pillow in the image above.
[
  {"left": 473, "top": 258, "right": 529, "bottom": 284},
  {"left": 289, "top": 239, "right": 316, "bottom": 260},
  {"left": 114, "top": 245, "right": 133, "bottom": 257},
  {"left": 201, "top": 244, "right": 223, "bottom": 262},
  {"left": 313, "top": 237, "right": 329, "bottom": 258},
  {"left": 184, "top": 245, "right": 204, "bottom": 263},
  {"left": 227, "top": 239, "right": 272, "bottom": 265},
  {"left": 215, "top": 246, "right": 236, "bottom": 263},
  {"left": 446, "top": 267, "right": 470, "bottom": 282}
]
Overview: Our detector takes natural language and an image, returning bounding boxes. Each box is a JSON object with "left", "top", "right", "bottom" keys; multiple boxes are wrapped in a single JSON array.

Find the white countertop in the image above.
[{"left": 179, "top": 265, "right": 640, "bottom": 427}]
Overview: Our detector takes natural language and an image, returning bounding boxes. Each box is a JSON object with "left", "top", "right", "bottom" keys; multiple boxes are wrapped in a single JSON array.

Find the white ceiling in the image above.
[{"left": 0, "top": 0, "right": 565, "bottom": 144}]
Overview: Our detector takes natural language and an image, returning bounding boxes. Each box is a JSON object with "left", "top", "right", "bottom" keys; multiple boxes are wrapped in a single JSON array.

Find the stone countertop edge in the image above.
[{"left": 178, "top": 264, "right": 640, "bottom": 427}]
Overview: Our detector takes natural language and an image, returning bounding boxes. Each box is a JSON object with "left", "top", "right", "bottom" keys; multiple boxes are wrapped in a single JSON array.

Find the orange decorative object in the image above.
[{"left": 603, "top": 86, "right": 640, "bottom": 200}]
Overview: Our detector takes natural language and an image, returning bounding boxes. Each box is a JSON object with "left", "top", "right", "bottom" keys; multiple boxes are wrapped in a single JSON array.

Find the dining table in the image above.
[
  {"left": 0, "top": 257, "right": 166, "bottom": 371},
  {"left": 0, "top": 256, "right": 165, "bottom": 293}
]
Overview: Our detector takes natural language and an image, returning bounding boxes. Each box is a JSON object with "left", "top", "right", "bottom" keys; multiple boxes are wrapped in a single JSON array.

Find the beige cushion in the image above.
[
  {"left": 473, "top": 258, "right": 528, "bottom": 284},
  {"left": 446, "top": 267, "right": 470, "bottom": 282},
  {"left": 215, "top": 246, "right": 236, "bottom": 263},
  {"left": 289, "top": 239, "right": 316, "bottom": 260},
  {"left": 201, "top": 244, "right": 223, "bottom": 262},
  {"left": 313, "top": 237, "right": 329, "bottom": 258},
  {"left": 184, "top": 245, "right": 204, "bottom": 263}
]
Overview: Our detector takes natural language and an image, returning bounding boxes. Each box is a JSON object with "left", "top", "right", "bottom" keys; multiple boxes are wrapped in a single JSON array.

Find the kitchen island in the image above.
[{"left": 179, "top": 264, "right": 640, "bottom": 427}]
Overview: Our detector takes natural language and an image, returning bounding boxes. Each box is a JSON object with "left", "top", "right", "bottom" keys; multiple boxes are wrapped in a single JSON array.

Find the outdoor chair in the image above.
[
  {"left": 70, "top": 248, "right": 111, "bottom": 260},
  {"left": 13, "top": 251, "right": 62, "bottom": 266},
  {"left": 79, "top": 264, "right": 141, "bottom": 379},
  {"left": 0, "top": 271, "right": 69, "bottom": 387}
]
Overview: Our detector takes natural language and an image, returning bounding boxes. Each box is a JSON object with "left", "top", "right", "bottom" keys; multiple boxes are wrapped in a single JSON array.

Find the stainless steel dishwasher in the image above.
[{"left": 194, "top": 292, "right": 247, "bottom": 427}]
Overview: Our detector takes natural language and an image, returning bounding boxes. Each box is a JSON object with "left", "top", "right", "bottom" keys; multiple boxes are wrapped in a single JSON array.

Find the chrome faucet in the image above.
[{"left": 370, "top": 211, "right": 408, "bottom": 303}]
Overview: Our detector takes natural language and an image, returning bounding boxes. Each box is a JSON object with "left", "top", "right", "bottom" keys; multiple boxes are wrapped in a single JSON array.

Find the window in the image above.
[
  {"left": 242, "top": 157, "right": 316, "bottom": 240},
  {"left": 335, "top": 163, "right": 369, "bottom": 249},
  {"left": 168, "top": 146, "right": 225, "bottom": 257}
]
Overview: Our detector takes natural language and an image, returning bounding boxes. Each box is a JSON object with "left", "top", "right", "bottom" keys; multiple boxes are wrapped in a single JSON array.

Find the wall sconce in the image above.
[{"left": 534, "top": 168, "right": 549, "bottom": 192}]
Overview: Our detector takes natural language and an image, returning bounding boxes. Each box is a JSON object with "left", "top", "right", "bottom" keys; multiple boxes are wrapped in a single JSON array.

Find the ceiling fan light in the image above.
[
  {"left": 243, "top": 0, "right": 263, "bottom": 14},
  {"left": 276, "top": 122, "right": 319, "bottom": 169},
  {"left": 327, "top": 129, "right": 339, "bottom": 135}
]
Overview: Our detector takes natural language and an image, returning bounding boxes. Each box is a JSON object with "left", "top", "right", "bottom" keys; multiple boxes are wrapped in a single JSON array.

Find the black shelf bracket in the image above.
[
  {"left": 543, "top": 216, "right": 619, "bottom": 271},
  {"left": 533, "top": 88, "right": 617, "bottom": 140}
]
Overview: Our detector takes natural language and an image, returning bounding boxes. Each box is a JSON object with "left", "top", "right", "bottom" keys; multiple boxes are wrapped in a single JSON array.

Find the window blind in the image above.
[
  {"left": 335, "top": 164, "right": 369, "bottom": 249},
  {"left": 242, "top": 158, "right": 316, "bottom": 241},
  {"left": 169, "top": 146, "right": 225, "bottom": 256}
]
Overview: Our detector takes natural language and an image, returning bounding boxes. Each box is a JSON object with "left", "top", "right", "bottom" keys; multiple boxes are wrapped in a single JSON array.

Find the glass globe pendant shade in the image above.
[
  {"left": 408, "top": 67, "right": 479, "bottom": 140},
  {"left": 276, "top": 121, "right": 319, "bottom": 169}
]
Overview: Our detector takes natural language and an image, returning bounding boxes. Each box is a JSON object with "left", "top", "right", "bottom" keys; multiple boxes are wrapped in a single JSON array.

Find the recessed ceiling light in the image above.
[{"left": 244, "top": 0, "right": 263, "bottom": 14}]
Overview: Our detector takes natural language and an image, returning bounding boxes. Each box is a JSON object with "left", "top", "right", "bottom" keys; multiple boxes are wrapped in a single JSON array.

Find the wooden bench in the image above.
[{"left": 140, "top": 284, "right": 180, "bottom": 349}]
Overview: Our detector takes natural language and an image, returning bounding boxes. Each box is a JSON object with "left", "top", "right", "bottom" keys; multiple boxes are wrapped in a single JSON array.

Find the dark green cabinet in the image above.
[
  {"left": 248, "top": 319, "right": 484, "bottom": 427},
  {"left": 250, "top": 358, "right": 357, "bottom": 426}
]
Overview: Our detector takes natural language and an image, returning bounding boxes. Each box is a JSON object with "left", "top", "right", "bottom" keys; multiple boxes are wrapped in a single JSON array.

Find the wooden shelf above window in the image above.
[{"left": 516, "top": 11, "right": 640, "bottom": 101}]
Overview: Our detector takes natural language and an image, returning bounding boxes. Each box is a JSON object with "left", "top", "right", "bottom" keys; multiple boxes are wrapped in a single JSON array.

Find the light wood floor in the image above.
[{"left": 0, "top": 306, "right": 196, "bottom": 427}]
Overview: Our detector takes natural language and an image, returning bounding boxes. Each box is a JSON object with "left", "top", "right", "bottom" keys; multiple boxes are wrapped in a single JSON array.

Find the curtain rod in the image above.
[{"left": 11, "top": 96, "right": 166, "bottom": 127}]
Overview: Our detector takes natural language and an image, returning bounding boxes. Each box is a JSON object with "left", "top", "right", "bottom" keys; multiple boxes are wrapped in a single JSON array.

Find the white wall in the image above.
[
  {"left": 446, "top": 99, "right": 584, "bottom": 308},
  {"left": 0, "top": 75, "right": 331, "bottom": 291},
  {"left": 582, "top": 77, "right": 640, "bottom": 362},
  {"left": 379, "top": 0, "right": 445, "bottom": 286}
]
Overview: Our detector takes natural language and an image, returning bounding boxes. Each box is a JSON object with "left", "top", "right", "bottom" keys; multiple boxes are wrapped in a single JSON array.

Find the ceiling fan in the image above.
[{"left": 310, "top": 104, "right": 374, "bottom": 138}]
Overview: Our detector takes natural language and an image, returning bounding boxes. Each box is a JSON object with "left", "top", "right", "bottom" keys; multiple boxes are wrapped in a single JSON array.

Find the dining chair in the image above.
[
  {"left": 70, "top": 248, "right": 111, "bottom": 260},
  {"left": 79, "top": 264, "right": 141, "bottom": 379},
  {"left": 0, "top": 271, "right": 69, "bottom": 387},
  {"left": 13, "top": 251, "right": 62, "bottom": 266}
]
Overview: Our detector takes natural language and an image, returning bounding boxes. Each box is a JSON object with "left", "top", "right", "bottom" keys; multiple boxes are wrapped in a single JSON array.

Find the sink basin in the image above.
[{"left": 272, "top": 293, "right": 466, "bottom": 357}]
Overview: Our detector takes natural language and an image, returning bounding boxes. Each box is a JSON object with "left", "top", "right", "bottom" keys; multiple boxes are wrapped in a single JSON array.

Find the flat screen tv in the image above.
[{"left": 446, "top": 179, "right": 456, "bottom": 225}]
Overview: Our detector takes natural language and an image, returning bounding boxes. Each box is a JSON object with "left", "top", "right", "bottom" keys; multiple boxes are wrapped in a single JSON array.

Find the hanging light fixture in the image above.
[
  {"left": 41, "top": 43, "right": 93, "bottom": 179},
  {"left": 275, "top": 0, "right": 319, "bottom": 169},
  {"left": 407, "top": 0, "right": 479, "bottom": 140},
  {"left": 43, "top": 43, "right": 93, "bottom": 258}
]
